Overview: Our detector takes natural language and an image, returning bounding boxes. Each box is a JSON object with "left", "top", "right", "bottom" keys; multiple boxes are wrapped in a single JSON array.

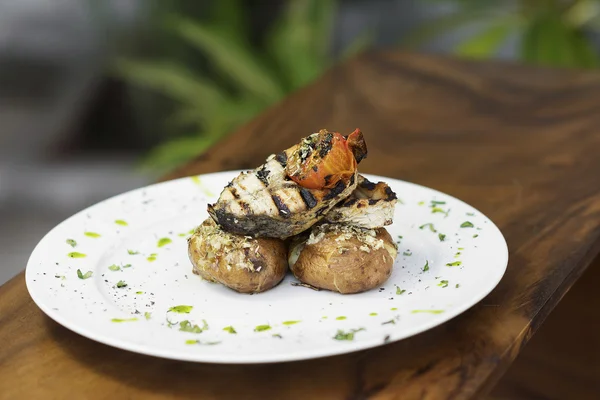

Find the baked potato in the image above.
[
  {"left": 288, "top": 223, "right": 398, "bottom": 294},
  {"left": 188, "top": 218, "right": 288, "bottom": 293}
]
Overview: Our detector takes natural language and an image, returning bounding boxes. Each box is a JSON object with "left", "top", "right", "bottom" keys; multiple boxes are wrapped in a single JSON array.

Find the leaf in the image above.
[
  {"left": 173, "top": 17, "right": 284, "bottom": 102},
  {"left": 140, "top": 135, "right": 220, "bottom": 173},
  {"left": 113, "top": 59, "right": 227, "bottom": 112},
  {"left": 454, "top": 18, "right": 516, "bottom": 59},
  {"left": 210, "top": 0, "right": 246, "bottom": 40},
  {"left": 266, "top": 0, "right": 336, "bottom": 90},
  {"left": 402, "top": 10, "right": 499, "bottom": 49}
]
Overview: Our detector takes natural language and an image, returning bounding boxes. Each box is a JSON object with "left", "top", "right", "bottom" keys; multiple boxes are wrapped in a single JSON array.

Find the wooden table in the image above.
[{"left": 2, "top": 51, "right": 600, "bottom": 399}]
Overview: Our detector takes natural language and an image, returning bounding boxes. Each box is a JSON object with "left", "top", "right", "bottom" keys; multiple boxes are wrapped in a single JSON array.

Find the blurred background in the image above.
[{"left": 2, "top": 0, "right": 600, "bottom": 285}]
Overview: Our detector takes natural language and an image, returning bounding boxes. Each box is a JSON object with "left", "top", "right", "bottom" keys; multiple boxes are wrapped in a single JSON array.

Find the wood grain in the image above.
[{"left": 2, "top": 51, "right": 600, "bottom": 399}]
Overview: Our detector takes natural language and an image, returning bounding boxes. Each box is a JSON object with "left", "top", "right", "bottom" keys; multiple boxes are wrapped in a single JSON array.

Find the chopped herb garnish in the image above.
[
  {"left": 157, "top": 237, "right": 172, "bottom": 247},
  {"left": 423, "top": 260, "right": 430, "bottom": 272},
  {"left": 185, "top": 339, "right": 220, "bottom": 345},
  {"left": 115, "top": 219, "right": 128, "bottom": 226},
  {"left": 438, "top": 233, "right": 446, "bottom": 242},
  {"left": 116, "top": 280, "right": 127, "bottom": 288},
  {"left": 272, "top": 334, "right": 283, "bottom": 339},
  {"left": 438, "top": 280, "right": 449, "bottom": 288},
  {"left": 396, "top": 287, "right": 406, "bottom": 295},
  {"left": 336, "top": 316, "right": 347, "bottom": 320},
  {"left": 430, "top": 200, "right": 446, "bottom": 206},
  {"left": 54, "top": 275, "right": 65, "bottom": 280},
  {"left": 460, "top": 221, "right": 474, "bottom": 228},
  {"left": 108, "top": 265, "right": 121, "bottom": 272},
  {"left": 127, "top": 249, "right": 139, "bottom": 255},
  {"left": 84, "top": 232, "right": 101, "bottom": 238},
  {"left": 169, "top": 305, "right": 193, "bottom": 313},
  {"left": 466, "top": 212, "right": 475, "bottom": 216},
  {"left": 431, "top": 207, "right": 448, "bottom": 216},
  {"left": 123, "top": 264, "right": 132, "bottom": 268},
  {"left": 418, "top": 201, "right": 425, "bottom": 206},
  {"left": 369, "top": 312, "right": 378, "bottom": 316},
  {"left": 333, "top": 328, "right": 365, "bottom": 341},
  {"left": 419, "top": 223, "right": 437, "bottom": 232},
  {"left": 66, "top": 239, "right": 77, "bottom": 248},
  {"left": 223, "top": 326, "right": 237, "bottom": 334},
  {"left": 135, "top": 291, "right": 144, "bottom": 295},
  {"left": 179, "top": 320, "right": 204, "bottom": 333},
  {"left": 144, "top": 312, "right": 151, "bottom": 320},
  {"left": 473, "top": 234, "right": 479, "bottom": 238},
  {"left": 254, "top": 325, "right": 271, "bottom": 332},
  {"left": 282, "top": 320, "right": 301, "bottom": 325},
  {"left": 403, "top": 251, "right": 412, "bottom": 256},
  {"left": 457, "top": 247, "right": 465, "bottom": 251},
  {"left": 455, "top": 284, "right": 460, "bottom": 288},
  {"left": 188, "top": 228, "right": 195, "bottom": 234},
  {"left": 390, "top": 307, "right": 398, "bottom": 311},
  {"left": 411, "top": 309, "right": 444, "bottom": 314},
  {"left": 68, "top": 252, "right": 86, "bottom": 258},
  {"left": 77, "top": 269, "right": 93, "bottom": 279},
  {"left": 147, "top": 253, "right": 157, "bottom": 262},
  {"left": 446, "top": 261, "right": 462, "bottom": 267},
  {"left": 111, "top": 318, "right": 138, "bottom": 322}
]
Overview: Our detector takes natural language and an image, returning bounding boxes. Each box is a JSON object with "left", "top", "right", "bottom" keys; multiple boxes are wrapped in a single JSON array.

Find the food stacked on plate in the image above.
[{"left": 188, "top": 129, "right": 398, "bottom": 294}]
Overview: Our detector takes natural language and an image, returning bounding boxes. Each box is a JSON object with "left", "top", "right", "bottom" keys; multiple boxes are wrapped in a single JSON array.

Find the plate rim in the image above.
[{"left": 25, "top": 170, "right": 509, "bottom": 364}]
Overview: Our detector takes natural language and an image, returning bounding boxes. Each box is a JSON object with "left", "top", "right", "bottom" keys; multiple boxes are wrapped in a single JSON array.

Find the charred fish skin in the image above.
[
  {"left": 324, "top": 175, "right": 398, "bottom": 229},
  {"left": 207, "top": 156, "right": 359, "bottom": 239}
]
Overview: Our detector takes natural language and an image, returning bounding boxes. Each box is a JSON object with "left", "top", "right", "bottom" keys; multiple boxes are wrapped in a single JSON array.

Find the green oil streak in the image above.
[
  {"left": 111, "top": 318, "right": 138, "bottom": 322},
  {"left": 411, "top": 310, "right": 444, "bottom": 314},
  {"left": 336, "top": 316, "right": 347, "bottom": 320},
  {"left": 321, "top": 316, "right": 328, "bottom": 319},
  {"left": 144, "top": 312, "right": 151, "bottom": 320},
  {"left": 254, "top": 325, "right": 271, "bottom": 332},
  {"left": 68, "top": 252, "right": 86, "bottom": 258},
  {"left": 157, "top": 237, "right": 172, "bottom": 247},
  {"left": 84, "top": 232, "right": 101, "bottom": 238},
  {"left": 115, "top": 219, "right": 128, "bottom": 226},
  {"left": 185, "top": 339, "right": 198, "bottom": 345},
  {"left": 369, "top": 313, "right": 378, "bottom": 316},
  {"left": 282, "top": 320, "right": 301, "bottom": 325},
  {"left": 390, "top": 308, "right": 398, "bottom": 311},
  {"left": 191, "top": 176, "right": 215, "bottom": 197}
]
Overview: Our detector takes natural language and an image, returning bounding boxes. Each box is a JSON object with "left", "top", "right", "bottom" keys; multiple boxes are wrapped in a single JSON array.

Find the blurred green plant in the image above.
[
  {"left": 115, "top": 0, "right": 370, "bottom": 173},
  {"left": 406, "top": 0, "right": 600, "bottom": 67}
]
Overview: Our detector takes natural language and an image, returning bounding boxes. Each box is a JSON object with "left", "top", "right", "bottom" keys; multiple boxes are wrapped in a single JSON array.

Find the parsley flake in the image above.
[
  {"left": 223, "top": 326, "right": 237, "bottom": 334},
  {"left": 127, "top": 249, "right": 139, "bottom": 255},
  {"left": 423, "top": 260, "right": 430, "bottom": 272},
  {"left": 77, "top": 269, "right": 93, "bottom": 279},
  {"left": 66, "top": 239, "right": 77, "bottom": 248},
  {"left": 419, "top": 223, "right": 437, "bottom": 232},
  {"left": 396, "top": 287, "right": 406, "bottom": 295},
  {"left": 446, "top": 261, "right": 462, "bottom": 267},
  {"left": 168, "top": 305, "right": 193, "bottom": 313},
  {"left": 108, "top": 265, "right": 121, "bottom": 272},
  {"left": 254, "top": 325, "right": 271, "bottom": 332},
  {"left": 116, "top": 280, "right": 127, "bottom": 288},
  {"left": 333, "top": 328, "right": 364, "bottom": 341},
  {"left": 438, "top": 233, "right": 446, "bottom": 242},
  {"left": 460, "top": 221, "right": 474, "bottom": 228},
  {"left": 438, "top": 280, "right": 449, "bottom": 288}
]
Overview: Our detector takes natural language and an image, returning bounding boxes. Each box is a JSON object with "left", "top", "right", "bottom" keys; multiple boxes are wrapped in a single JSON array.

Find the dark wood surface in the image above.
[{"left": 2, "top": 51, "right": 600, "bottom": 399}]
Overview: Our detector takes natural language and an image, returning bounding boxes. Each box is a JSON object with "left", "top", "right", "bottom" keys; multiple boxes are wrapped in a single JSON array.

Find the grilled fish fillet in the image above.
[
  {"left": 207, "top": 153, "right": 358, "bottom": 239},
  {"left": 324, "top": 175, "right": 397, "bottom": 229}
]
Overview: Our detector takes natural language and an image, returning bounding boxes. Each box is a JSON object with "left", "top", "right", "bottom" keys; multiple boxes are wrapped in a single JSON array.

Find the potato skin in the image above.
[
  {"left": 188, "top": 218, "right": 288, "bottom": 293},
  {"left": 289, "top": 225, "right": 397, "bottom": 294}
]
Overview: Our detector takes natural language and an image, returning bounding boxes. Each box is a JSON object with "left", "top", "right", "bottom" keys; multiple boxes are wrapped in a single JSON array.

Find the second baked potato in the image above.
[{"left": 288, "top": 223, "right": 398, "bottom": 294}]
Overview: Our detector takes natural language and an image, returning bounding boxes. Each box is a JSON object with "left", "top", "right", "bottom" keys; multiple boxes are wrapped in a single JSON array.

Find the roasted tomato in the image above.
[{"left": 285, "top": 129, "right": 366, "bottom": 190}]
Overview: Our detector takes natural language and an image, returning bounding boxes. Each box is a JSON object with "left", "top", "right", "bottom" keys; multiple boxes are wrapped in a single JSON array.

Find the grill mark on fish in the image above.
[
  {"left": 342, "top": 197, "right": 358, "bottom": 207},
  {"left": 299, "top": 188, "right": 317, "bottom": 209},
  {"left": 323, "top": 180, "right": 347, "bottom": 200},
  {"left": 229, "top": 187, "right": 241, "bottom": 199},
  {"left": 368, "top": 199, "right": 379, "bottom": 205},
  {"left": 275, "top": 152, "right": 287, "bottom": 166},
  {"left": 256, "top": 166, "right": 270, "bottom": 186},
  {"left": 271, "top": 195, "right": 291, "bottom": 219},
  {"left": 384, "top": 186, "right": 397, "bottom": 201},
  {"left": 359, "top": 180, "right": 376, "bottom": 191}
]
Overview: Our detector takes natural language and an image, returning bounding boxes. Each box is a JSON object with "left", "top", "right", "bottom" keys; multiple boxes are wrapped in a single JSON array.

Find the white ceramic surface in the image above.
[{"left": 25, "top": 171, "right": 508, "bottom": 364}]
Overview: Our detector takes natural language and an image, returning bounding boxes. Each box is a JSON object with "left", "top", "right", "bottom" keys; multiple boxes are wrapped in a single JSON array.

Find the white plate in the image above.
[{"left": 25, "top": 171, "right": 508, "bottom": 364}]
